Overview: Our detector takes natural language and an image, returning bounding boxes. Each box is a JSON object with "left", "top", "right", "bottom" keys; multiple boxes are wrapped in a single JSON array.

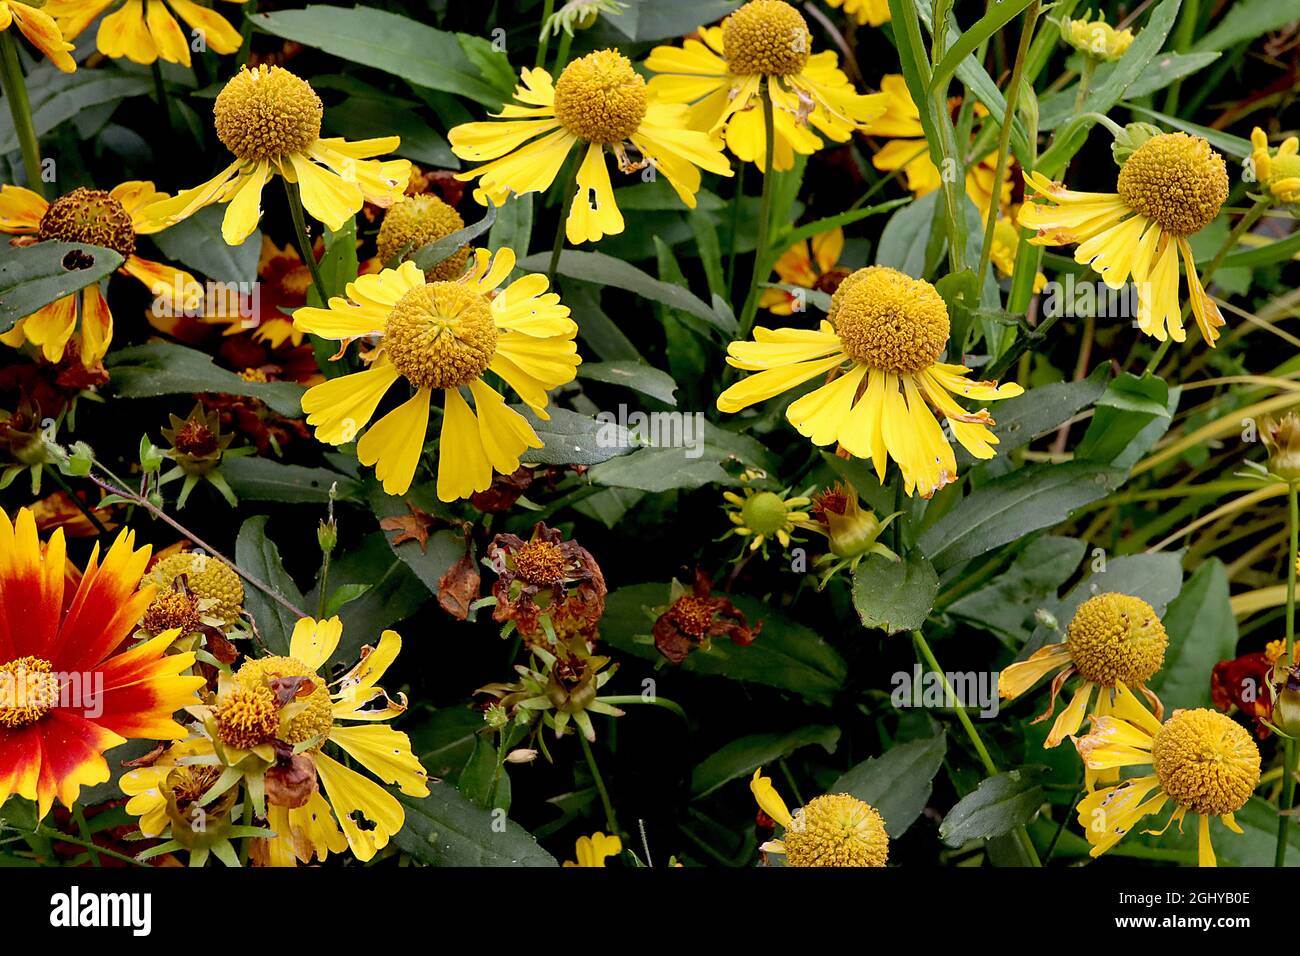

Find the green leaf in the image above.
[
  {"left": 1193, "top": 0, "right": 1300, "bottom": 52},
  {"left": 514, "top": 405, "right": 635, "bottom": 467},
  {"left": 948, "top": 536, "right": 1086, "bottom": 643},
  {"left": 370, "top": 484, "right": 470, "bottom": 594},
  {"left": 955, "top": 364, "right": 1110, "bottom": 467},
  {"left": 1212, "top": 797, "right": 1300, "bottom": 866},
  {"left": 0, "top": 241, "right": 123, "bottom": 333},
  {"left": 151, "top": 205, "right": 260, "bottom": 285},
  {"left": 918, "top": 463, "right": 1127, "bottom": 572},
  {"left": 606, "top": 0, "right": 739, "bottom": 42},
  {"left": 586, "top": 422, "right": 775, "bottom": 493},
  {"left": 410, "top": 203, "right": 497, "bottom": 271},
  {"left": 1075, "top": 373, "right": 1173, "bottom": 467},
  {"left": 1214, "top": 229, "right": 1300, "bottom": 270},
  {"left": 322, "top": 582, "right": 371, "bottom": 617},
  {"left": 252, "top": 6, "right": 514, "bottom": 108},
  {"left": 851, "top": 551, "right": 939, "bottom": 634},
  {"left": 393, "top": 783, "right": 556, "bottom": 866},
  {"left": 939, "top": 768, "right": 1045, "bottom": 846},
  {"left": 875, "top": 191, "right": 939, "bottom": 277},
  {"left": 1122, "top": 105, "right": 1253, "bottom": 159},
  {"left": 410, "top": 705, "right": 486, "bottom": 779},
  {"left": 325, "top": 96, "right": 457, "bottom": 168},
  {"left": 235, "top": 516, "right": 307, "bottom": 655},
  {"left": 520, "top": 250, "right": 733, "bottom": 334},
  {"left": 690, "top": 726, "right": 841, "bottom": 798},
  {"left": 489, "top": 194, "right": 533, "bottom": 256},
  {"left": 778, "top": 198, "right": 912, "bottom": 250},
  {"left": 578, "top": 360, "right": 678, "bottom": 406},
  {"left": 602, "top": 584, "right": 848, "bottom": 704},
  {"left": 106, "top": 342, "right": 305, "bottom": 418},
  {"left": 1148, "top": 559, "right": 1238, "bottom": 711},
  {"left": 1038, "top": 52, "right": 1220, "bottom": 130},
  {"left": 830, "top": 731, "right": 947, "bottom": 837},
  {"left": 0, "top": 69, "right": 151, "bottom": 154},
  {"left": 928, "top": 0, "right": 1037, "bottom": 95},
  {"left": 221, "top": 456, "right": 361, "bottom": 503}
]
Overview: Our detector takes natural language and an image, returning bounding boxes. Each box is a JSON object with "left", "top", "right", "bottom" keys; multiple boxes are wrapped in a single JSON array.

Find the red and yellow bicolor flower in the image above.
[{"left": 0, "top": 507, "right": 204, "bottom": 820}]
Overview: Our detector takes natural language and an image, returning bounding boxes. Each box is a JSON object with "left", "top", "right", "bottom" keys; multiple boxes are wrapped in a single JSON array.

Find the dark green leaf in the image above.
[
  {"left": 830, "top": 731, "right": 947, "bottom": 837},
  {"left": 0, "top": 241, "right": 122, "bottom": 333},
  {"left": 939, "top": 768, "right": 1045, "bottom": 846},
  {"left": 235, "top": 516, "right": 307, "bottom": 655},
  {"left": 393, "top": 783, "right": 556, "bottom": 866},
  {"left": 222, "top": 457, "right": 360, "bottom": 503},
  {"left": 106, "top": 342, "right": 305, "bottom": 418},
  {"left": 579, "top": 360, "right": 678, "bottom": 405},
  {"left": 690, "top": 726, "right": 841, "bottom": 798},
  {"left": 1148, "top": 559, "right": 1238, "bottom": 710},
  {"left": 151, "top": 205, "right": 260, "bottom": 285},
  {"left": 851, "top": 551, "right": 939, "bottom": 634}
]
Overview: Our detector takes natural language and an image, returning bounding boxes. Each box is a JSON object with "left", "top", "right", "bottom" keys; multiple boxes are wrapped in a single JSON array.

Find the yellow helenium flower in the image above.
[
  {"left": 1062, "top": 12, "right": 1135, "bottom": 62},
  {"left": 120, "top": 737, "right": 223, "bottom": 837},
  {"left": 204, "top": 616, "right": 430, "bottom": 865},
  {"left": 47, "top": 0, "right": 241, "bottom": 67},
  {"left": 0, "top": 0, "right": 75, "bottom": 71},
  {"left": 1000, "top": 593, "right": 1168, "bottom": 772},
  {"left": 139, "top": 65, "right": 410, "bottom": 245},
  {"left": 644, "top": 0, "right": 887, "bottom": 171},
  {"left": 294, "top": 247, "right": 580, "bottom": 500},
  {"left": 563, "top": 831, "right": 622, "bottom": 866},
  {"left": 0, "top": 181, "right": 197, "bottom": 366},
  {"left": 759, "top": 226, "right": 847, "bottom": 314},
  {"left": 722, "top": 483, "right": 811, "bottom": 555},
  {"left": 716, "top": 265, "right": 1023, "bottom": 498},
  {"left": 450, "top": 48, "right": 732, "bottom": 244},
  {"left": 750, "top": 768, "right": 888, "bottom": 866},
  {"left": 826, "top": 0, "right": 889, "bottom": 27},
  {"left": 867, "top": 75, "right": 1010, "bottom": 217},
  {"left": 1249, "top": 127, "right": 1300, "bottom": 207},
  {"left": 1074, "top": 683, "right": 1260, "bottom": 867},
  {"left": 1019, "top": 131, "right": 1229, "bottom": 345}
]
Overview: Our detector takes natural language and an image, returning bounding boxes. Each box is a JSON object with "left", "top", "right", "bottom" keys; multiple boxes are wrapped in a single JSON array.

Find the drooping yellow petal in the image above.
[
  {"left": 567, "top": 140, "right": 623, "bottom": 243},
  {"left": 437, "top": 386, "right": 493, "bottom": 502},
  {"left": 328, "top": 724, "right": 429, "bottom": 797},
  {"left": 301, "top": 360, "right": 401, "bottom": 445},
  {"left": 998, "top": 643, "right": 1073, "bottom": 700},
  {"left": 168, "top": 0, "right": 242, "bottom": 55},
  {"left": 1045, "top": 682, "right": 1094, "bottom": 747},
  {"left": 97, "top": 0, "right": 156, "bottom": 64},
  {"left": 356, "top": 385, "right": 431, "bottom": 495},
  {"left": 288, "top": 615, "right": 342, "bottom": 671},
  {"left": 288, "top": 152, "right": 363, "bottom": 233},
  {"left": 749, "top": 768, "right": 794, "bottom": 829},
  {"left": 785, "top": 364, "right": 866, "bottom": 447},
  {"left": 467, "top": 378, "right": 542, "bottom": 477},
  {"left": 716, "top": 353, "right": 845, "bottom": 413},
  {"left": 313, "top": 751, "right": 405, "bottom": 863},
  {"left": 221, "top": 161, "right": 271, "bottom": 244}
]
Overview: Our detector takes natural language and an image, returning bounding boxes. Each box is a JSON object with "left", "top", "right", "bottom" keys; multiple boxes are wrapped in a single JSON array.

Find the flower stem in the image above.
[
  {"left": 535, "top": 0, "right": 556, "bottom": 68},
  {"left": 0, "top": 31, "right": 44, "bottom": 198},
  {"left": 912, "top": 629, "right": 1043, "bottom": 866},
  {"left": 1276, "top": 478, "right": 1298, "bottom": 866},
  {"left": 37, "top": 826, "right": 145, "bottom": 867},
  {"left": 737, "top": 81, "right": 775, "bottom": 339},
  {"left": 725, "top": 163, "right": 745, "bottom": 290},
  {"left": 283, "top": 178, "right": 330, "bottom": 305},
  {"left": 976, "top": 1, "right": 1039, "bottom": 291},
  {"left": 599, "top": 694, "right": 688, "bottom": 723},
  {"left": 579, "top": 733, "right": 619, "bottom": 835}
]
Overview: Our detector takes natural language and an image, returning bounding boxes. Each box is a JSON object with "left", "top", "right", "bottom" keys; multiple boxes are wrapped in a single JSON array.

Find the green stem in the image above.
[
  {"left": 535, "top": 0, "right": 556, "bottom": 68},
  {"left": 579, "top": 734, "right": 618, "bottom": 835},
  {"left": 283, "top": 178, "right": 329, "bottom": 305},
  {"left": 238, "top": 794, "right": 252, "bottom": 865},
  {"left": 72, "top": 808, "right": 101, "bottom": 867},
  {"left": 913, "top": 629, "right": 1042, "bottom": 866},
  {"left": 737, "top": 82, "right": 775, "bottom": 339},
  {"left": 976, "top": 1, "right": 1039, "bottom": 291},
  {"left": 1044, "top": 786, "right": 1083, "bottom": 863},
  {"left": 37, "top": 827, "right": 145, "bottom": 867},
  {"left": 317, "top": 550, "right": 331, "bottom": 619},
  {"left": 1162, "top": 0, "right": 1199, "bottom": 115},
  {"left": 1072, "top": 57, "right": 1096, "bottom": 113},
  {"left": 0, "top": 31, "right": 44, "bottom": 197},
  {"left": 553, "top": 30, "right": 572, "bottom": 73},
  {"left": 1276, "top": 479, "right": 1298, "bottom": 866},
  {"left": 546, "top": 183, "right": 569, "bottom": 287},
  {"left": 46, "top": 468, "right": 109, "bottom": 536}
]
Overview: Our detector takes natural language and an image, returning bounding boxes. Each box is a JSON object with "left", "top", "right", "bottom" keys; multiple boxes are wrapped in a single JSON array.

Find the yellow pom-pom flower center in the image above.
[
  {"left": 377, "top": 194, "right": 470, "bottom": 280},
  {"left": 214, "top": 65, "right": 324, "bottom": 161},
  {"left": 1151, "top": 709, "right": 1260, "bottom": 816},
  {"left": 1116, "top": 133, "right": 1228, "bottom": 237},
  {"left": 722, "top": 0, "right": 812, "bottom": 76},
  {"left": 0, "top": 656, "right": 59, "bottom": 728},
  {"left": 37, "top": 188, "right": 136, "bottom": 258},
  {"left": 215, "top": 684, "right": 280, "bottom": 750},
  {"left": 1065, "top": 592, "right": 1167, "bottom": 687},
  {"left": 234, "top": 655, "right": 334, "bottom": 746},
  {"left": 553, "top": 50, "right": 648, "bottom": 145},
  {"left": 828, "top": 266, "right": 950, "bottom": 373},
  {"left": 384, "top": 282, "right": 498, "bottom": 389},
  {"left": 782, "top": 793, "right": 889, "bottom": 867},
  {"left": 140, "top": 590, "right": 204, "bottom": 636},
  {"left": 151, "top": 553, "right": 245, "bottom": 627}
]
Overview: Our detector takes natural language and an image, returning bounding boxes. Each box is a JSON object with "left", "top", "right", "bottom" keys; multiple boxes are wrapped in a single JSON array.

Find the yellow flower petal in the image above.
[{"left": 356, "top": 384, "right": 431, "bottom": 495}]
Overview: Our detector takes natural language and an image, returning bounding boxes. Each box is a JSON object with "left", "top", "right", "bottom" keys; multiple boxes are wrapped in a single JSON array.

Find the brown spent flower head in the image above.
[
  {"left": 140, "top": 588, "right": 205, "bottom": 637},
  {"left": 37, "top": 188, "right": 136, "bottom": 258},
  {"left": 1261, "top": 413, "right": 1300, "bottom": 481},
  {"left": 487, "top": 522, "right": 606, "bottom": 651},
  {"left": 161, "top": 403, "right": 234, "bottom": 475},
  {"left": 653, "top": 570, "right": 759, "bottom": 664}
]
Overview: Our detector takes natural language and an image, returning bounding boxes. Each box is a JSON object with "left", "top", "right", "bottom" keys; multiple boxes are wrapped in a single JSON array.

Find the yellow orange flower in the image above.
[
  {"left": 47, "top": 0, "right": 241, "bottom": 67},
  {"left": 644, "top": 0, "right": 887, "bottom": 171},
  {"left": 0, "top": 507, "right": 203, "bottom": 820},
  {"left": 0, "top": 182, "right": 196, "bottom": 366},
  {"left": 717, "top": 265, "right": 1022, "bottom": 498},
  {"left": 450, "top": 49, "right": 732, "bottom": 244},
  {"left": 295, "top": 247, "right": 580, "bottom": 500},
  {"left": 140, "top": 65, "right": 409, "bottom": 245},
  {"left": 0, "top": 0, "right": 75, "bottom": 71},
  {"left": 1019, "top": 131, "right": 1229, "bottom": 345},
  {"left": 1075, "top": 683, "right": 1259, "bottom": 867}
]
